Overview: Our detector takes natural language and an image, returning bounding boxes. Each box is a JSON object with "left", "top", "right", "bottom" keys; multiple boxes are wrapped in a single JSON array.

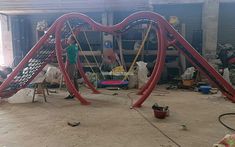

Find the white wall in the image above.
[
  {"left": 0, "top": 14, "right": 13, "bottom": 66},
  {"left": 0, "top": 20, "right": 3, "bottom": 65}
]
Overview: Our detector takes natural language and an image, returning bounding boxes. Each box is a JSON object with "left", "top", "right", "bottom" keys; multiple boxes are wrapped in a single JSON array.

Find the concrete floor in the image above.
[{"left": 0, "top": 86, "right": 235, "bottom": 147}]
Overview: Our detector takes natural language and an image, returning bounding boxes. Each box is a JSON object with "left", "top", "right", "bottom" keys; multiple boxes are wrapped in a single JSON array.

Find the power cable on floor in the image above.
[
  {"left": 218, "top": 113, "right": 235, "bottom": 132},
  {"left": 127, "top": 92, "right": 181, "bottom": 147}
]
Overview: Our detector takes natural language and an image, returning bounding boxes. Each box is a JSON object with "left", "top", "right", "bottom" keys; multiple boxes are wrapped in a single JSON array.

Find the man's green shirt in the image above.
[{"left": 67, "top": 44, "right": 78, "bottom": 64}]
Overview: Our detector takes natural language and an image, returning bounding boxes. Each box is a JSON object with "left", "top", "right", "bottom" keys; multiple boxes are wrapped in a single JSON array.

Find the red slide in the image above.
[
  {"left": 0, "top": 12, "right": 234, "bottom": 107},
  {"left": 132, "top": 12, "right": 235, "bottom": 107}
]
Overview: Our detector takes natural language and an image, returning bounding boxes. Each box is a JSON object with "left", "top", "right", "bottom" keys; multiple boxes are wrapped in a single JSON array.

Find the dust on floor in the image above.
[{"left": 0, "top": 86, "right": 235, "bottom": 147}]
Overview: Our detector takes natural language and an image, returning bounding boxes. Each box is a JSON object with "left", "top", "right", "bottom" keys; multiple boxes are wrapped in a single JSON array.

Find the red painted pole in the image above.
[
  {"left": 137, "top": 27, "right": 162, "bottom": 95},
  {"left": 0, "top": 26, "right": 55, "bottom": 93},
  {"left": 76, "top": 55, "right": 100, "bottom": 94},
  {"left": 1, "top": 11, "right": 235, "bottom": 105},
  {"left": 162, "top": 20, "right": 235, "bottom": 101},
  {"left": 55, "top": 21, "right": 90, "bottom": 105},
  {"left": 229, "top": 57, "right": 235, "bottom": 64},
  {"left": 133, "top": 23, "right": 167, "bottom": 107}
]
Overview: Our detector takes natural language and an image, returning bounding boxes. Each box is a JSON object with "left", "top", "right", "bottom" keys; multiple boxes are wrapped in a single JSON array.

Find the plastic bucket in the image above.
[
  {"left": 153, "top": 107, "right": 168, "bottom": 119},
  {"left": 199, "top": 86, "right": 211, "bottom": 94}
]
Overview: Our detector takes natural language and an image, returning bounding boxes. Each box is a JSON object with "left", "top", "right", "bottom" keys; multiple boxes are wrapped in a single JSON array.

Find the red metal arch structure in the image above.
[{"left": 0, "top": 11, "right": 235, "bottom": 107}]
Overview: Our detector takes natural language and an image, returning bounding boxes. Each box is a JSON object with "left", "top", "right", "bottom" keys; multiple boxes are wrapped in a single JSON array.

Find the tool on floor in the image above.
[
  {"left": 180, "top": 124, "right": 188, "bottom": 131},
  {"left": 112, "top": 93, "right": 118, "bottom": 96},
  {"left": 67, "top": 121, "right": 80, "bottom": 127}
]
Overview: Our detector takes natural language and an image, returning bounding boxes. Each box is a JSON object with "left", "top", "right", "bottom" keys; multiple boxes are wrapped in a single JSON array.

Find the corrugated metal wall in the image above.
[
  {"left": 0, "top": 0, "right": 149, "bottom": 14},
  {"left": 11, "top": 16, "right": 31, "bottom": 58},
  {"left": 154, "top": 4, "right": 202, "bottom": 44},
  {"left": 10, "top": 12, "right": 103, "bottom": 65},
  {"left": 218, "top": 3, "right": 235, "bottom": 47}
]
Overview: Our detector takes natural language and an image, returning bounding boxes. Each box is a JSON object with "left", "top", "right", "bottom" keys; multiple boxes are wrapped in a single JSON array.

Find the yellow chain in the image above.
[
  {"left": 122, "top": 23, "right": 152, "bottom": 81},
  {"left": 83, "top": 31, "right": 105, "bottom": 79},
  {"left": 66, "top": 21, "right": 96, "bottom": 75}
]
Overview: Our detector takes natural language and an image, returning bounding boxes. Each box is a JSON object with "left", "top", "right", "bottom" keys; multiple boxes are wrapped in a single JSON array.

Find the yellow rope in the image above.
[
  {"left": 66, "top": 21, "right": 96, "bottom": 74},
  {"left": 122, "top": 23, "right": 152, "bottom": 81},
  {"left": 114, "top": 35, "right": 127, "bottom": 71},
  {"left": 83, "top": 31, "right": 100, "bottom": 67},
  {"left": 82, "top": 31, "right": 105, "bottom": 79},
  {"left": 66, "top": 21, "right": 152, "bottom": 82}
]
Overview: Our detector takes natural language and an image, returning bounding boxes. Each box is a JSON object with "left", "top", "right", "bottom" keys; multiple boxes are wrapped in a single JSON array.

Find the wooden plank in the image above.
[
  {"left": 78, "top": 51, "right": 101, "bottom": 56},
  {"left": 117, "top": 49, "right": 178, "bottom": 56},
  {"left": 81, "top": 61, "right": 180, "bottom": 68},
  {"left": 76, "top": 49, "right": 178, "bottom": 56}
]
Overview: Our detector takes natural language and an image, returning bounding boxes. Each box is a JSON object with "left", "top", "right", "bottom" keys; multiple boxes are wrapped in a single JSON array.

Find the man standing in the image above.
[{"left": 64, "top": 35, "right": 79, "bottom": 99}]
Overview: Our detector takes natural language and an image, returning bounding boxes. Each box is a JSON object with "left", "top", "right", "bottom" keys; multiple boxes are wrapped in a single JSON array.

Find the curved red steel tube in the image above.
[
  {"left": 52, "top": 12, "right": 166, "bottom": 105},
  {"left": 173, "top": 44, "right": 233, "bottom": 99},
  {"left": 1, "top": 11, "right": 235, "bottom": 106},
  {"left": 0, "top": 25, "right": 55, "bottom": 93},
  {"left": 133, "top": 23, "right": 167, "bottom": 107},
  {"left": 76, "top": 56, "right": 100, "bottom": 94},
  {"left": 70, "top": 27, "right": 100, "bottom": 94},
  {"left": 52, "top": 12, "right": 167, "bottom": 105},
  {"left": 162, "top": 23, "right": 235, "bottom": 100},
  {"left": 132, "top": 12, "right": 235, "bottom": 105},
  {"left": 137, "top": 26, "right": 162, "bottom": 95},
  {"left": 229, "top": 57, "right": 235, "bottom": 64},
  {"left": 55, "top": 21, "right": 91, "bottom": 105}
]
